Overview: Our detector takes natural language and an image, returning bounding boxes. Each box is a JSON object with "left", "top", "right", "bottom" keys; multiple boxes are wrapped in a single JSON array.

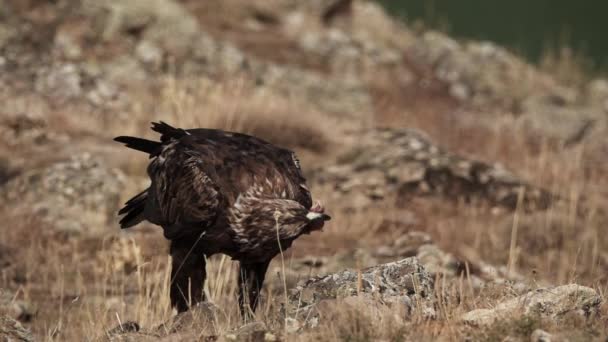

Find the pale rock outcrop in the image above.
[
  {"left": 462, "top": 284, "right": 601, "bottom": 326},
  {"left": 1, "top": 153, "right": 125, "bottom": 236},
  {"left": 285, "top": 257, "right": 435, "bottom": 329},
  {"left": 314, "top": 128, "right": 554, "bottom": 210}
]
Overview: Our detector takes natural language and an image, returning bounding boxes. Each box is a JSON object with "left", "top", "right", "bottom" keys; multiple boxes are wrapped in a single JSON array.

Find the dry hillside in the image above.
[{"left": 1, "top": 0, "right": 608, "bottom": 341}]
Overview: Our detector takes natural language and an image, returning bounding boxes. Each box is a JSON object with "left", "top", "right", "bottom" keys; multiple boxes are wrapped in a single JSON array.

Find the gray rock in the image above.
[
  {"left": 285, "top": 257, "right": 435, "bottom": 329},
  {"left": 1, "top": 153, "right": 125, "bottom": 236},
  {"left": 462, "top": 284, "right": 601, "bottom": 326},
  {"left": 0, "top": 315, "right": 34, "bottom": 342}
]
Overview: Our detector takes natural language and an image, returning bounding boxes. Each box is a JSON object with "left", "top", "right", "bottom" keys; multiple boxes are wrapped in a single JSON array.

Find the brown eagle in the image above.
[{"left": 114, "top": 122, "right": 330, "bottom": 315}]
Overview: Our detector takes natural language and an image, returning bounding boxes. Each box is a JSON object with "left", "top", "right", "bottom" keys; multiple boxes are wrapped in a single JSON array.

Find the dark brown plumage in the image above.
[{"left": 114, "top": 122, "right": 330, "bottom": 316}]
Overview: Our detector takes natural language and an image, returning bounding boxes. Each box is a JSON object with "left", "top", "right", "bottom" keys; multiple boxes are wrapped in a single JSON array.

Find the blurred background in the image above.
[
  {"left": 0, "top": 0, "right": 607, "bottom": 341},
  {"left": 380, "top": 0, "right": 608, "bottom": 70}
]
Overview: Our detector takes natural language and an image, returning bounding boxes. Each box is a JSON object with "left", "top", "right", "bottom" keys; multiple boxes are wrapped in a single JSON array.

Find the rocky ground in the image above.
[{"left": 1, "top": 0, "right": 608, "bottom": 341}]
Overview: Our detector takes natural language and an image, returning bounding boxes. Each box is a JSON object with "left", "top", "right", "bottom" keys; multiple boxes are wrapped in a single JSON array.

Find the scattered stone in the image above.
[
  {"left": 86, "top": 79, "right": 128, "bottom": 109},
  {"left": 135, "top": 40, "right": 163, "bottom": 68},
  {"left": 0, "top": 153, "right": 126, "bottom": 236},
  {"left": 35, "top": 63, "right": 82, "bottom": 101},
  {"left": 531, "top": 329, "right": 553, "bottom": 342},
  {"left": 224, "top": 322, "right": 271, "bottom": 342},
  {"left": 108, "top": 321, "right": 140, "bottom": 335},
  {"left": 286, "top": 257, "right": 435, "bottom": 329},
  {"left": 0, "top": 315, "right": 34, "bottom": 342},
  {"left": 0, "top": 111, "right": 56, "bottom": 147},
  {"left": 462, "top": 284, "right": 601, "bottom": 326}
]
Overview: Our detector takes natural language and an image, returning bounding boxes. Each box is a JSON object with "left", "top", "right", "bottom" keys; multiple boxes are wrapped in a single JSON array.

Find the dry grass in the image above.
[{"left": 1, "top": 15, "right": 608, "bottom": 339}]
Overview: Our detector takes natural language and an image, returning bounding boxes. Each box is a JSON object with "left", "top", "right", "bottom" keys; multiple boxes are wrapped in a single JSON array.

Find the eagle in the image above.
[{"left": 114, "top": 122, "right": 330, "bottom": 316}]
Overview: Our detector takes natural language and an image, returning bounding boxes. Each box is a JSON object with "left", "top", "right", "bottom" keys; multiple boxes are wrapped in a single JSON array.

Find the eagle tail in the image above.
[
  {"left": 114, "top": 136, "right": 161, "bottom": 156},
  {"left": 151, "top": 121, "right": 189, "bottom": 141},
  {"left": 118, "top": 189, "right": 148, "bottom": 229}
]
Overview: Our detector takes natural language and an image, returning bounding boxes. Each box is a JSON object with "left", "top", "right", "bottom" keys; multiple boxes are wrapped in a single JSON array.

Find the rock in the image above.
[
  {"left": 531, "top": 329, "right": 552, "bottom": 342},
  {"left": 82, "top": 0, "right": 200, "bottom": 57},
  {"left": 0, "top": 290, "right": 34, "bottom": 323},
  {"left": 0, "top": 111, "right": 57, "bottom": 148},
  {"left": 53, "top": 20, "right": 89, "bottom": 60},
  {"left": 0, "top": 157, "right": 17, "bottom": 186},
  {"left": 101, "top": 56, "right": 148, "bottom": 85},
  {"left": 223, "top": 322, "right": 275, "bottom": 342},
  {"left": 313, "top": 128, "right": 554, "bottom": 210},
  {"left": 135, "top": 40, "right": 163, "bottom": 68},
  {"left": 406, "top": 30, "right": 607, "bottom": 144},
  {"left": 286, "top": 257, "right": 435, "bottom": 329},
  {"left": 108, "top": 321, "right": 140, "bottom": 335},
  {"left": 374, "top": 231, "right": 526, "bottom": 289},
  {"left": 416, "top": 244, "right": 461, "bottom": 277},
  {"left": 286, "top": 1, "right": 410, "bottom": 75},
  {"left": 86, "top": 79, "right": 128, "bottom": 109},
  {"left": 587, "top": 79, "right": 608, "bottom": 111},
  {"left": 408, "top": 31, "right": 574, "bottom": 111},
  {"left": 189, "top": 32, "right": 248, "bottom": 75},
  {"left": 0, "top": 315, "right": 34, "bottom": 342},
  {"left": 167, "top": 302, "right": 220, "bottom": 333},
  {"left": 248, "top": 60, "right": 372, "bottom": 118},
  {"left": 1, "top": 153, "right": 126, "bottom": 236},
  {"left": 462, "top": 284, "right": 601, "bottom": 326},
  {"left": 35, "top": 63, "right": 82, "bottom": 101}
]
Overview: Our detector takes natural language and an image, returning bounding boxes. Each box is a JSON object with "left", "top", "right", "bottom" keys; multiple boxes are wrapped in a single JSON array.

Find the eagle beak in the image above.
[{"left": 305, "top": 211, "right": 330, "bottom": 233}]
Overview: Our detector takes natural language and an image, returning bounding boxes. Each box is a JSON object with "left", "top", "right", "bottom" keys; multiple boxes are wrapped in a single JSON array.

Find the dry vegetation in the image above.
[{"left": 1, "top": 0, "right": 608, "bottom": 341}]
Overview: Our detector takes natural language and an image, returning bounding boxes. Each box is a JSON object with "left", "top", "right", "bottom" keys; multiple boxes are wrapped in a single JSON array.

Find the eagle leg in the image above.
[
  {"left": 238, "top": 260, "right": 271, "bottom": 320},
  {"left": 169, "top": 238, "right": 206, "bottom": 313}
]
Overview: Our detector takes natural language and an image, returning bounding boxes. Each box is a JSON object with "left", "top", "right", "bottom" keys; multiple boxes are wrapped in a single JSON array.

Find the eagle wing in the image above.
[
  {"left": 147, "top": 139, "right": 222, "bottom": 239},
  {"left": 182, "top": 130, "right": 313, "bottom": 209}
]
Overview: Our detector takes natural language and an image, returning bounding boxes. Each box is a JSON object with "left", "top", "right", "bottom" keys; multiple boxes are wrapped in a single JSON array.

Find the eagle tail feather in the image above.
[
  {"left": 151, "top": 121, "right": 189, "bottom": 141},
  {"left": 114, "top": 136, "right": 161, "bottom": 156},
  {"left": 119, "top": 189, "right": 148, "bottom": 229}
]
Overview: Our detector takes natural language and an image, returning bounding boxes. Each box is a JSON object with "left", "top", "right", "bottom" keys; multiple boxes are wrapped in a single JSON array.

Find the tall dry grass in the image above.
[{"left": 1, "top": 68, "right": 607, "bottom": 340}]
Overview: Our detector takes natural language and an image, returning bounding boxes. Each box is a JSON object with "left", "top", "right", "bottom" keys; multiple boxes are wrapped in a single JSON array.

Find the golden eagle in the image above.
[{"left": 114, "top": 122, "right": 330, "bottom": 315}]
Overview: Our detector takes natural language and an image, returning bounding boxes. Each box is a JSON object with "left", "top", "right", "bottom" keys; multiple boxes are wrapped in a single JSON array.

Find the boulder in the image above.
[
  {"left": 1, "top": 153, "right": 125, "bottom": 236},
  {"left": 313, "top": 128, "right": 554, "bottom": 210},
  {"left": 285, "top": 257, "right": 435, "bottom": 329},
  {"left": 462, "top": 284, "right": 601, "bottom": 326}
]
